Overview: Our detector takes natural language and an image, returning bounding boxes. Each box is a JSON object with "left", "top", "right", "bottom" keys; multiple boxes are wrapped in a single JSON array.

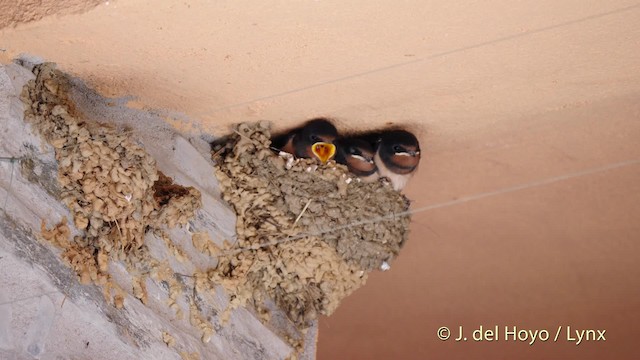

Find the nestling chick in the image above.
[
  {"left": 334, "top": 137, "right": 378, "bottom": 182},
  {"left": 373, "top": 129, "right": 421, "bottom": 191},
  {"left": 271, "top": 118, "right": 338, "bottom": 162}
]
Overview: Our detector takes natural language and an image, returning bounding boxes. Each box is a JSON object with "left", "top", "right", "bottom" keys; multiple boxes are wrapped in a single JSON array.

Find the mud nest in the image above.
[
  {"left": 213, "top": 122, "right": 411, "bottom": 327},
  {"left": 22, "top": 63, "right": 202, "bottom": 303}
]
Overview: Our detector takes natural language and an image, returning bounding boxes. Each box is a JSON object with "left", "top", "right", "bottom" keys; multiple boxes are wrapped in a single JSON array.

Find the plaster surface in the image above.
[{"left": 1, "top": 1, "right": 640, "bottom": 359}]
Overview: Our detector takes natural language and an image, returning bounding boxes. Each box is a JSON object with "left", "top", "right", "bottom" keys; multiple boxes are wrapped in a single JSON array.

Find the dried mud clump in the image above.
[
  {"left": 22, "top": 63, "right": 201, "bottom": 300},
  {"left": 213, "top": 122, "right": 411, "bottom": 327}
]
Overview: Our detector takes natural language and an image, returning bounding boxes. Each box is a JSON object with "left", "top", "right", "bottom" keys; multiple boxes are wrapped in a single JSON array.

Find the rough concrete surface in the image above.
[
  {"left": 0, "top": 0, "right": 102, "bottom": 29},
  {"left": 0, "top": 62, "right": 316, "bottom": 360}
]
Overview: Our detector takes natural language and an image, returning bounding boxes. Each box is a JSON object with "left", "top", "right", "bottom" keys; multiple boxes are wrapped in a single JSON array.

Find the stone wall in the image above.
[{"left": 0, "top": 62, "right": 316, "bottom": 360}]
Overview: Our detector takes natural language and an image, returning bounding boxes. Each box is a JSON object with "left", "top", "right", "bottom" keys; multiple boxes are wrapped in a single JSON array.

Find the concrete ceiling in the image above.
[{"left": 2, "top": 1, "right": 640, "bottom": 359}]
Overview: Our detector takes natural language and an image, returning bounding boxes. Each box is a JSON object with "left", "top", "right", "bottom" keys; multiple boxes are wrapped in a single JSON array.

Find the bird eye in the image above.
[
  {"left": 310, "top": 135, "right": 321, "bottom": 143},
  {"left": 392, "top": 145, "right": 404, "bottom": 153}
]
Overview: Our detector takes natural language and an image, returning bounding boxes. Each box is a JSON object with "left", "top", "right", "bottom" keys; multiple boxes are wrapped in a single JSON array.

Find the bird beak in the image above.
[{"left": 311, "top": 142, "right": 336, "bottom": 164}]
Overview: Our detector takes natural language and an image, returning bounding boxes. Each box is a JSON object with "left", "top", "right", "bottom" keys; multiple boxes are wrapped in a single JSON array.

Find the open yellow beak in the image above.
[{"left": 311, "top": 142, "right": 336, "bottom": 164}]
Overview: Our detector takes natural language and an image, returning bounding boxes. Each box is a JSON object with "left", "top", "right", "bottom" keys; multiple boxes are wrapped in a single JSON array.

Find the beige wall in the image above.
[{"left": 2, "top": 1, "right": 640, "bottom": 359}]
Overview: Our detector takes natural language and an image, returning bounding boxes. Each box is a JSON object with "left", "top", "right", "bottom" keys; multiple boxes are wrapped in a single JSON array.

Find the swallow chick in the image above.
[
  {"left": 374, "top": 129, "right": 421, "bottom": 191},
  {"left": 271, "top": 118, "right": 338, "bottom": 163},
  {"left": 334, "top": 137, "right": 378, "bottom": 182}
]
